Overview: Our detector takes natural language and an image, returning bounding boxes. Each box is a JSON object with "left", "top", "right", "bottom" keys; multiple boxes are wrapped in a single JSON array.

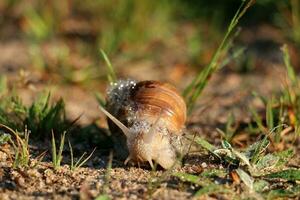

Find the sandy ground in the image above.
[{"left": 1, "top": 60, "right": 292, "bottom": 199}]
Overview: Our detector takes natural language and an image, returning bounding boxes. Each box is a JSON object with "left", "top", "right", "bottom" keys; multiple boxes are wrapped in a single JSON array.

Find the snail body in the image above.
[{"left": 100, "top": 80, "right": 186, "bottom": 169}]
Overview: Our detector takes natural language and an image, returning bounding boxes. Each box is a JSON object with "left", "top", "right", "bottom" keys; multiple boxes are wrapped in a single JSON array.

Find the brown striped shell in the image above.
[
  {"left": 104, "top": 80, "right": 187, "bottom": 169},
  {"left": 129, "top": 80, "right": 186, "bottom": 134}
]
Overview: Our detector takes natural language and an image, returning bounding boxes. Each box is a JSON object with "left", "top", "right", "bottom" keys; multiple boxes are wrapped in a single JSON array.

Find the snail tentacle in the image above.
[{"left": 99, "top": 105, "right": 130, "bottom": 137}]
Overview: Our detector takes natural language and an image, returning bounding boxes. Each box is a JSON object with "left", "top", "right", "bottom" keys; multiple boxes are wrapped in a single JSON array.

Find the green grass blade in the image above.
[
  {"left": 51, "top": 131, "right": 57, "bottom": 167},
  {"left": 219, "top": 46, "right": 246, "bottom": 69},
  {"left": 274, "top": 149, "right": 294, "bottom": 167},
  {"left": 0, "top": 133, "right": 11, "bottom": 145},
  {"left": 74, "top": 152, "right": 87, "bottom": 167},
  {"left": 173, "top": 172, "right": 200, "bottom": 185},
  {"left": 75, "top": 148, "right": 96, "bottom": 169},
  {"left": 267, "top": 186, "right": 300, "bottom": 199},
  {"left": 68, "top": 140, "right": 74, "bottom": 170},
  {"left": 251, "top": 137, "right": 270, "bottom": 164},
  {"left": 95, "top": 92, "right": 106, "bottom": 107},
  {"left": 184, "top": 0, "right": 255, "bottom": 113},
  {"left": 265, "top": 169, "right": 300, "bottom": 181},
  {"left": 195, "top": 184, "right": 225, "bottom": 197},
  {"left": 95, "top": 194, "right": 110, "bottom": 200},
  {"left": 225, "top": 112, "right": 236, "bottom": 141},
  {"left": 281, "top": 44, "right": 297, "bottom": 85},
  {"left": 266, "top": 98, "right": 274, "bottom": 131},
  {"left": 57, "top": 131, "right": 66, "bottom": 167},
  {"left": 0, "top": 75, "right": 7, "bottom": 95},
  {"left": 249, "top": 106, "right": 267, "bottom": 134},
  {"left": 194, "top": 137, "right": 220, "bottom": 158},
  {"left": 102, "top": 151, "right": 113, "bottom": 194},
  {"left": 13, "top": 151, "right": 20, "bottom": 169},
  {"left": 252, "top": 91, "right": 268, "bottom": 106},
  {"left": 100, "top": 49, "right": 117, "bottom": 83}
]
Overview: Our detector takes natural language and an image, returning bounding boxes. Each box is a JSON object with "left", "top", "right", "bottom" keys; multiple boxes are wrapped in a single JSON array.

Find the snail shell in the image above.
[{"left": 101, "top": 80, "right": 186, "bottom": 169}]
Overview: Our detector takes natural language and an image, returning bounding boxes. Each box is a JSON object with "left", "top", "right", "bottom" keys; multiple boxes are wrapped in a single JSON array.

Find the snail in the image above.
[{"left": 99, "top": 80, "right": 187, "bottom": 169}]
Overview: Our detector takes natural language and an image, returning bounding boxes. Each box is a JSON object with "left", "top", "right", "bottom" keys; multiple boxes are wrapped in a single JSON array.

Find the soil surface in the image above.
[
  {"left": 1, "top": 59, "right": 295, "bottom": 200},
  {"left": 0, "top": 4, "right": 299, "bottom": 197}
]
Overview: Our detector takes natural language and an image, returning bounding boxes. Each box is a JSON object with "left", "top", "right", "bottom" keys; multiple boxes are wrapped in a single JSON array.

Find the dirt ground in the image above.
[
  {"left": 1, "top": 57, "right": 295, "bottom": 200},
  {"left": 0, "top": 2, "right": 299, "bottom": 197}
]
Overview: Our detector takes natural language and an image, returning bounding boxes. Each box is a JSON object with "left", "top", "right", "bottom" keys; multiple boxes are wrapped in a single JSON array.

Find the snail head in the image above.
[{"left": 99, "top": 105, "right": 177, "bottom": 169}]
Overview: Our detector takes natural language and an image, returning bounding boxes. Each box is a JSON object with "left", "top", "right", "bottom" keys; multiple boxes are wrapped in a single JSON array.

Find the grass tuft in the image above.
[
  {"left": 0, "top": 91, "right": 68, "bottom": 139},
  {"left": 0, "top": 124, "right": 30, "bottom": 168},
  {"left": 246, "top": 44, "right": 300, "bottom": 144},
  {"left": 26, "top": 93, "right": 67, "bottom": 139},
  {"left": 183, "top": 0, "right": 255, "bottom": 113},
  {"left": 179, "top": 131, "right": 297, "bottom": 197},
  {"left": 51, "top": 131, "right": 66, "bottom": 170},
  {"left": 68, "top": 140, "right": 96, "bottom": 171}
]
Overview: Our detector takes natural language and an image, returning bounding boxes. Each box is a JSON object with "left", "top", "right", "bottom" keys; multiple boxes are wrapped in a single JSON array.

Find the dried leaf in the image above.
[{"left": 236, "top": 168, "right": 254, "bottom": 191}]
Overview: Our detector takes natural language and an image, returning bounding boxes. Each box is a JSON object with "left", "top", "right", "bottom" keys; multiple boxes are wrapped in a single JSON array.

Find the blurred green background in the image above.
[{"left": 0, "top": 0, "right": 299, "bottom": 87}]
